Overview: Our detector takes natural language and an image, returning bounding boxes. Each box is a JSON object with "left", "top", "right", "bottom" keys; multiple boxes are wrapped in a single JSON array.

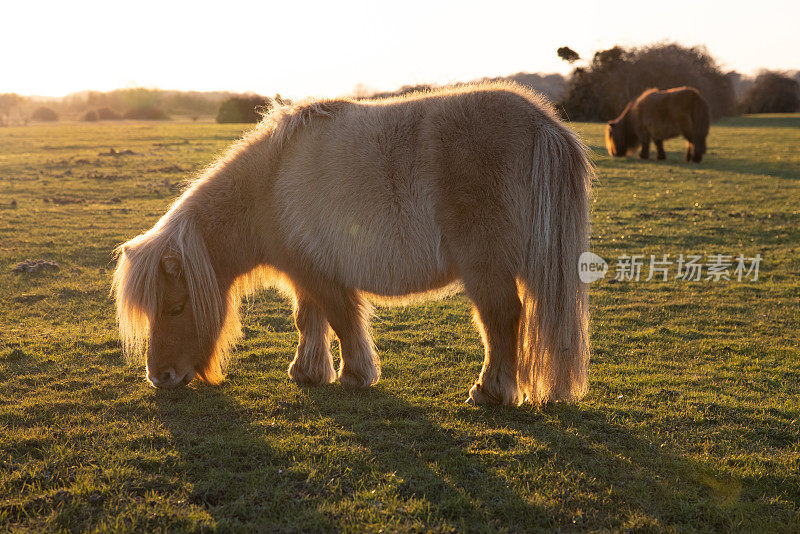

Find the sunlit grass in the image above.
[{"left": 1, "top": 116, "right": 798, "bottom": 531}]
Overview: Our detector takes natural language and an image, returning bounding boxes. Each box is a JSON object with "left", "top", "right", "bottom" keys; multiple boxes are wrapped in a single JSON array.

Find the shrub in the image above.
[
  {"left": 82, "top": 110, "right": 98, "bottom": 122},
  {"left": 560, "top": 43, "right": 736, "bottom": 121},
  {"left": 0, "top": 93, "right": 23, "bottom": 122},
  {"left": 739, "top": 72, "right": 800, "bottom": 113},
  {"left": 96, "top": 107, "right": 122, "bottom": 120},
  {"left": 123, "top": 106, "right": 168, "bottom": 120},
  {"left": 216, "top": 95, "right": 270, "bottom": 123},
  {"left": 31, "top": 106, "right": 59, "bottom": 122}
]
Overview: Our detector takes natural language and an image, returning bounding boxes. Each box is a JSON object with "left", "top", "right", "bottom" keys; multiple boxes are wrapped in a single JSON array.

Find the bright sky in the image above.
[{"left": 4, "top": 0, "right": 798, "bottom": 98}]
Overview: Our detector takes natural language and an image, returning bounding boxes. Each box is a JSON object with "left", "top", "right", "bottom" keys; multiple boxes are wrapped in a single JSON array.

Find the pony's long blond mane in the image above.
[
  {"left": 111, "top": 204, "right": 238, "bottom": 382},
  {"left": 111, "top": 100, "right": 337, "bottom": 382}
]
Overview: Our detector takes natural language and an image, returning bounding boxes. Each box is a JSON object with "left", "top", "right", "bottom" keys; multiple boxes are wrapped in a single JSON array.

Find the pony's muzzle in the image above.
[{"left": 147, "top": 368, "right": 194, "bottom": 389}]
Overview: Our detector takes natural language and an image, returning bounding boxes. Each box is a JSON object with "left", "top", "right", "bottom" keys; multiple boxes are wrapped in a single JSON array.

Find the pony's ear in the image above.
[
  {"left": 121, "top": 241, "right": 137, "bottom": 256},
  {"left": 160, "top": 253, "right": 183, "bottom": 278}
]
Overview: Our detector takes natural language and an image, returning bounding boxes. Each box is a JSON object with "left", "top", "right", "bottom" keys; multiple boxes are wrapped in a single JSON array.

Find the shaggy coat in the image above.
[
  {"left": 113, "top": 83, "right": 593, "bottom": 406},
  {"left": 605, "top": 86, "right": 710, "bottom": 162}
]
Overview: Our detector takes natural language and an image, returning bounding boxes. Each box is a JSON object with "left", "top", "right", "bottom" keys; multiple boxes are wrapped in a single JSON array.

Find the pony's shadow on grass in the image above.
[
  {"left": 151, "top": 378, "right": 797, "bottom": 530},
  {"left": 717, "top": 115, "right": 800, "bottom": 129},
  {"left": 152, "top": 384, "right": 336, "bottom": 530},
  {"left": 590, "top": 142, "right": 799, "bottom": 181},
  {"left": 302, "top": 386, "right": 791, "bottom": 530},
  {"left": 702, "top": 156, "right": 799, "bottom": 181}
]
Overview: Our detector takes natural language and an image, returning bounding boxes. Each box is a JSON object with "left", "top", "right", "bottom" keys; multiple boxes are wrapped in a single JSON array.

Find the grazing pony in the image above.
[
  {"left": 605, "top": 86, "right": 710, "bottom": 162},
  {"left": 112, "top": 83, "right": 593, "bottom": 406}
]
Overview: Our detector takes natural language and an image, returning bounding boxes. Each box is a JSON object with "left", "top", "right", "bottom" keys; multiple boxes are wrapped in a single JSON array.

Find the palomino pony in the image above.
[
  {"left": 113, "top": 83, "right": 593, "bottom": 406},
  {"left": 605, "top": 86, "right": 710, "bottom": 162}
]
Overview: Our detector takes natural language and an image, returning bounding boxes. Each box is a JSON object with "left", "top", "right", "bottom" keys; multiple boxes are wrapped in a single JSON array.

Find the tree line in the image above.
[{"left": 1, "top": 42, "right": 797, "bottom": 125}]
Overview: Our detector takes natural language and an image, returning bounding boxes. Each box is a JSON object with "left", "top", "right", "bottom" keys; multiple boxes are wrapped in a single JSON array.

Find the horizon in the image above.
[{"left": 4, "top": 0, "right": 799, "bottom": 100}]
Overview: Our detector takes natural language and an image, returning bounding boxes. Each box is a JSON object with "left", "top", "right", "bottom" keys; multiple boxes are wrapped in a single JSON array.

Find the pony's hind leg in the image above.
[
  {"left": 288, "top": 292, "right": 337, "bottom": 386},
  {"left": 465, "top": 271, "right": 523, "bottom": 406},
  {"left": 654, "top": 139, "right": 666, "bottom": 160}
]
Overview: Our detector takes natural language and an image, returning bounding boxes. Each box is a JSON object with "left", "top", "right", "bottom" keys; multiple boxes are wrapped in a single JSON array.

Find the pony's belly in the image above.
[
  {"left": 652, "top": 127, "right": 679, "bottom": 140},
  {"left": 276, "top": 173, "right": 450, "bottom": 296}
]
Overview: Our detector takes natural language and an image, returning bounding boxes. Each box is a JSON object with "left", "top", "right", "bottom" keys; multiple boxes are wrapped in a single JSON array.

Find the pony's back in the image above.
[{"left": 273, "top": 84, "right": 572, "bottom": 295}]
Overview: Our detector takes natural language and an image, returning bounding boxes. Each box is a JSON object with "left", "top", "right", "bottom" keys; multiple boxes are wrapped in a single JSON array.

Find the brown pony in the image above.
[
  {"left": 112, "top": 83, "right": 593, "bottom": 406},
  {"left": 605, "top": 86, "right": 710, "bottom": 162}
]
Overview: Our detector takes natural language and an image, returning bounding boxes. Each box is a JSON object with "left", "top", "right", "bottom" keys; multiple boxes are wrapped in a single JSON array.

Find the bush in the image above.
[
  {"left": 96, "top": 107, "right": 122, "bottom": 120},
  {"left": 31, "top": 106, "right": 59, "bottom": 122},
  {"left": 123, "top": 106, "right": 168, "bottom": 120},
  {"left": 561, "top": 43, "right": 736, "bottom": 121},
  {"left": 216, "top": 95, "right": 270, "bottom": 123},
  {"left": 0, "top": 93, "right": 23, "bottom": 122},
  {"left": 739, "top": 72, "right": 799, "bottom": 113},
  {"left": 82, "top": 110, "right": 98, "bottom": 122}
]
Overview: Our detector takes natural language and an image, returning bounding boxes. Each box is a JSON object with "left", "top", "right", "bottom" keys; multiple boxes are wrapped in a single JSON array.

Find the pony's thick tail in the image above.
[
  {"left": 690, "top": 95, "right": 710, "bottom": 162},
  {"left": 517, "top": 125, "right": 592, "bottom": 405}
]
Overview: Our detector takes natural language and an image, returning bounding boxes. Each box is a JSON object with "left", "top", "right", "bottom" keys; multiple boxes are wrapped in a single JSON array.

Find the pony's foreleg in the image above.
[
  {"left": 309, "top": 285, "right": 380, "bottom": 388},
  {"left": 288, "top": 293, "right": 337, "bottom": 386},
  {"left": 465, "top": 272, "right": 523, "bottom": 406},
  {"left": 638, "top": 133, "right": 651, "bottom": 159}
]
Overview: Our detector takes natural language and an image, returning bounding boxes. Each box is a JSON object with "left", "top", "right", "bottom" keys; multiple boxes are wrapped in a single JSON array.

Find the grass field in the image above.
[{"left": 1, "top": 114, "right": 798, "bottom": 532}]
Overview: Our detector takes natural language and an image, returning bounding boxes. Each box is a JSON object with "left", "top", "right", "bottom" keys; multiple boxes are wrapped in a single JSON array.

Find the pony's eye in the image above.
[{"left": 168, "top": 304, "right": 185, "bottom": 316}]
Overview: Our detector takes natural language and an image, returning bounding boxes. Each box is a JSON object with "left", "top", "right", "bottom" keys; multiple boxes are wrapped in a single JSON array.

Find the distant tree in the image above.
[
  {"left": 739, "top": 71, "right": 799, "bottom": 113},
  {"left": 216, "top": 95, "right": 270, "bottom": 123},
  {"left": 476, "top": 72, "right": 568, "bottom": 102},
  {"left": 557, "top": 46, "right": 580, "bottom": 64},
  {"left": 116, "top": 88, "right": 163, "bottom": 110},
  {"left": 725, "top": 71, "right": 753, "bottom": 99},
  {"left": 123, "top": 106, "right": 168, "bottom": 120},
  {"left": 82, "top": 110, "right": 99, "bottom": 122},
  {"left": 0, "top": 93, "right": 23, "bottom": 122},
  {"left": 164, "top": 91, "right": 223, "bottom": 117},
  {"left": 96, "top": 107, "right": 122, "bottom": 120},
  {"left": 31, "top": 106, "right": 59, "bottom": 121},
  {"left": 560, "top": 42, "right": 735, "bottom": 121}
]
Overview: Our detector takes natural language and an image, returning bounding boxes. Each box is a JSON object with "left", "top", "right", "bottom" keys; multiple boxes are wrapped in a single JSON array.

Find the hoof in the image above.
[
  {"left": 468, "top": 382, "right": 522, "bottom": 406},
  {"left": 288, "top": 360, "right": 337, "bottom": 386},
  {"left": 468, "top": 383, "right": 502, "bottom": 405},
  {"left": 338, "top": 368, "right": 379, "bottom": 388}
]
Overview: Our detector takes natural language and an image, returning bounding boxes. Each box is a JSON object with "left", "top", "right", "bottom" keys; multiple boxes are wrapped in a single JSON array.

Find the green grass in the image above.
[{"left": 1, "top": 115, "right": 799, "bottom": 532}]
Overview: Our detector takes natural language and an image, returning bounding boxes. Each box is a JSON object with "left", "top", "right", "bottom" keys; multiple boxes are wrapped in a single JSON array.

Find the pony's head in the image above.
[
  {"left": 605, "top": 121, "right": 620, "bottom": 157},
  {"left": 604, "top": 120, "right": 630, "bottom": 157},
  {"left": 605, "top": 119, "right": 641, "bottom": 157},
  {"left": 112, "top": 215, "right": 239, "bottom": 388}
]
